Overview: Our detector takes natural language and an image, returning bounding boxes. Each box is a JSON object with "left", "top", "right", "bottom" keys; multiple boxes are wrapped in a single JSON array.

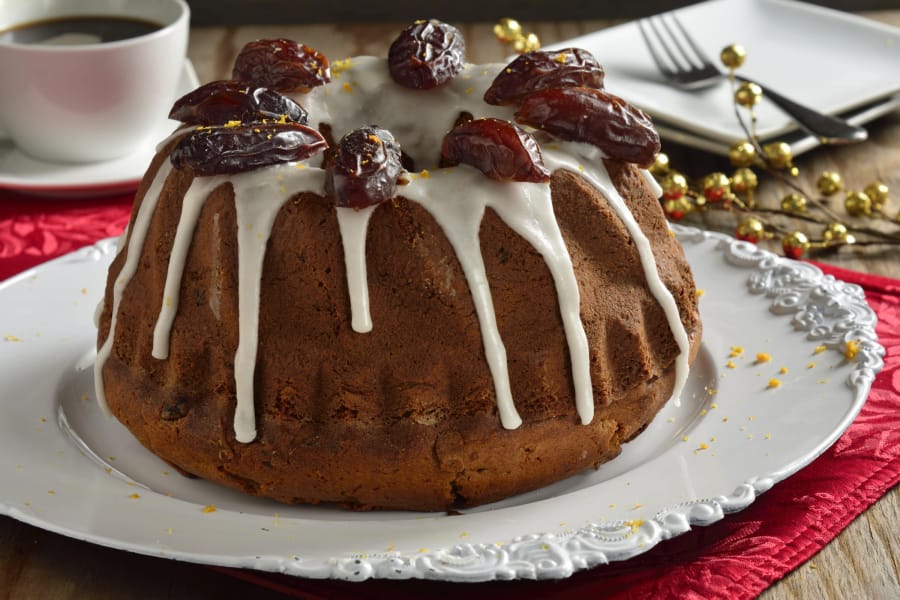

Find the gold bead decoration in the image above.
[
  {"left": 816, "top": 171, "right": 843, "bottom": 196},
  {"left": 844, "top": 191, "right": 872, "bottom": 217},
  {"left": 650, "top": 152, "right": 670, "bottom": 176},
  {"left": 781, "top": 192, "right": 808, "bottom": 213},
  {"left": 762, "top": 142, "right": 793, "bottom": 170},
  {"left": 661, "top": 171, "right": 688, "bottom": 199},
  {"left": 864, "top": 182, "right": 889, "bottom": 212},
  {"left": 782, "top": 231, "right": 810, "bottom": 259},
  {"left": 664, "top": 197, "right": 693, "bottom": 220},
  {"left": 735, "top": 216, "right": 765, "bottom": 243},
  {"left": 702, "top": 172, "right": 731, "bottom": 202},
  {"left": 823, "top": 222, "right": 855, "bottom": 245},
  {"left": 728, "top": 141, "right": 757, "bottom": 168},
  {"left": 493, "top": 18, "right": 522, "bottom": 42},
  {"left": 731, "top": 167, "right": 758, "bottom": 193},
  {"left": 494, "top": 19, "right": 540, "bottom": 53},
  {"left": 720, "top": 44, "right": 747, "bottom": 70},
  {"left": 735, "top": 82, "right": 762, "bottom": 107}
]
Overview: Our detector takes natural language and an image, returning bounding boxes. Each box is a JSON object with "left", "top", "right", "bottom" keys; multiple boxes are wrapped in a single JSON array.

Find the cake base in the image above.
[
  {"left": 103, "top": 339, "right": 697, "bottom": 511},
  {"left": 97, "top": 154, "right": 702, "bottom": 511}
]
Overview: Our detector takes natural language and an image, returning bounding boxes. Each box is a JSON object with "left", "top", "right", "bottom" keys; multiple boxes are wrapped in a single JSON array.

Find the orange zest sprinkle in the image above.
[
  {"left": 844, "top": 340, "right": 860, "bottom": 360},
  {"left": 755, "top": 352, "right": 772, "bottom": 363},
  {"left": 767, "top": 378, "right": 782, "bottom": 389}
]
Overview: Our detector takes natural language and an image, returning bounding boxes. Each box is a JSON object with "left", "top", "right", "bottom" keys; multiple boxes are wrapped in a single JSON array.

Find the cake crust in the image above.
[{"left": 97, "top": 151, "right": 701, "bottom": 511}]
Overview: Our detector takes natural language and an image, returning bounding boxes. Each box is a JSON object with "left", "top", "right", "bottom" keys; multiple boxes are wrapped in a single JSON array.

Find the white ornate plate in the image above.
[{"left": 0, "top": 226, "right": 883, "bottom": 581}]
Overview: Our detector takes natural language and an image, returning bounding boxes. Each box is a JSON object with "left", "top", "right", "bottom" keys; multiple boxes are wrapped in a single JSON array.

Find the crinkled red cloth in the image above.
[{"left": 1, "top": 190, "right": 898, "bottom": 599}]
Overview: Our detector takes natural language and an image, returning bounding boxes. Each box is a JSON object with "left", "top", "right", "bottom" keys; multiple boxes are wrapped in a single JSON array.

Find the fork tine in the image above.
[
  {"left": 637, "top": 19, "right": 676, "bottom": 80},
  {"left": 656, "top": 15, "right": 703, "bottom": 71},
  {"left": 669, "top": 14, "right": 714, "bottom": 68},
  {"left": 639, "top": 13, "right": 722, "bottom": 89}
]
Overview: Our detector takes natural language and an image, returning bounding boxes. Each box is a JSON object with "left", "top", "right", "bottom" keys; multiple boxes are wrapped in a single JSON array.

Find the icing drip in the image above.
[
  {"left": 335, "top": 205, "right": 377, "bottom": 333},
  {"left": 481, "top": 177, "right": 594, "bottom": 425},
  {"left": 230, "top": 166, "right": 325, "bottom": 443},
  {"left": 544, "top": 145, "right": 691, "bottom": 405},
  {"left": 152, "top": 177, "right": 222, "bottom": 359},
  {"left": 401, "top": 167, "right": 594, "bottom": 426},
  {"left": 94, "top": 161, "right": 174, "bottom": 412},
  {"left": 400, "top": 170, "right": 521, "bottom": 429},
  {"left": 103, "top": 57, "right": 692, "bottom": 442}
]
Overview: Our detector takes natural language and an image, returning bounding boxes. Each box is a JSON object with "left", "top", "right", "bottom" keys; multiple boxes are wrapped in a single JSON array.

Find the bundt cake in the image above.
[{"left": 94, "top": 21, "right": 702, "bottom": 511}]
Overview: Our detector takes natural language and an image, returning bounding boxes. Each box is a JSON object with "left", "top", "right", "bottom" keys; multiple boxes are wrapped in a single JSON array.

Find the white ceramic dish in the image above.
[
  {"left": 0, "top": 226, "right": 882, "bottom": 581},
  {"left": 0, "top": 60, "right": 198, "bottom": 197},
  {"left": 548, "top": 0, "right": 900, "bottom": 154}
]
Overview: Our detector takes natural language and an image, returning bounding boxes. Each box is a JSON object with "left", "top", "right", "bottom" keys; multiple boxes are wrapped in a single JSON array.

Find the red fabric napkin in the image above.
[{"left": 1, "top": 190, "right": 898, "bottom": 599}]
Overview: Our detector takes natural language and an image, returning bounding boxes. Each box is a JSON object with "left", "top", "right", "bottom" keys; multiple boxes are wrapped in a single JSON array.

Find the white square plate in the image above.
[{"left": 548, "top": 0, "right": 900, "bottom": 152}]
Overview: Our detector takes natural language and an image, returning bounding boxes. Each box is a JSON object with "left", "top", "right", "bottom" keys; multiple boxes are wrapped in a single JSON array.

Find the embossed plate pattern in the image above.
[{"left": 0, "top": 226, "right": 882, "bottom": 581}]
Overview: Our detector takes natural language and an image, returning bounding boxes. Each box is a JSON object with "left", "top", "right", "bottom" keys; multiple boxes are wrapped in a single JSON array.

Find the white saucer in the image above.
[
  {"left": 0, "top": 60, "right": 199, "bottom": 198},
  {"left": 548, "top": 0, "right": 900, "bottom": 155}
]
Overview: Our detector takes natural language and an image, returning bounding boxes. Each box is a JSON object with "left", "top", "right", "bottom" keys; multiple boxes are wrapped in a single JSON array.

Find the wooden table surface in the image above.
[{"left": 2, "top": 11, "right": 899, "bottom": 599}]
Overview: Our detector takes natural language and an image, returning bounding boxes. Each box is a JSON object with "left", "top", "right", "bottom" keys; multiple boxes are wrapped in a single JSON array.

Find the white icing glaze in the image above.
[
  {"left": 152, "top": 177, "right": 222, "bottom": 359},
  {"left": 102, "top": 57, "right": 692, "bottom": 442},
  {"left": 400, "top": 169, "right": 521, "bottom": 429},
  {"left": 233, "top": 165, "right": 327, "bottom": 442},
  {"left": 335, "top": 205, "right": 377, "bottom": 333},
  {"left": 544, "top": 143, "right": 691, "bottom": 405},
  {"left": 94, "top": 161, "right": 173, "bottom": 412}
]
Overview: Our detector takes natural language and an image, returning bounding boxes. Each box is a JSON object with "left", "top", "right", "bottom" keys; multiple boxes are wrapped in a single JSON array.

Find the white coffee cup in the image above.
[{"left": 0, "top": 0, "right": 189, "bottom": 163}]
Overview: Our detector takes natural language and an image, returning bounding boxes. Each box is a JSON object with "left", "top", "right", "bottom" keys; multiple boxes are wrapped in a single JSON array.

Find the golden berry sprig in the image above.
[{"left": 652, "top": 42, "right": 897, "bottom": 258}]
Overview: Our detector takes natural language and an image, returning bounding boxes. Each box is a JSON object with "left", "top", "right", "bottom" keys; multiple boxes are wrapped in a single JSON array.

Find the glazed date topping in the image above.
[
  {"left": 441, "top": 118, "right": 550, "bottom": 183},
  {"left": 325, "top": 126, "right": 403, "bottom": 209},
  {"left": 515, "top": 87, "right": 660, "bottom": 167},
  {"left": 388, "top": 19, "right": 466, "bottom": 89},
  {"left": 232, "top": 38, "right": 331, "bottom": 93},
  {"left": 484, "top": 48, "right": 605, "bottom": 106},
  {"left": 168, "top": 80, "right": 308, "bottom": 126},
  {"left": 171, "top": 122, "right": 327, "bottom": 176}
]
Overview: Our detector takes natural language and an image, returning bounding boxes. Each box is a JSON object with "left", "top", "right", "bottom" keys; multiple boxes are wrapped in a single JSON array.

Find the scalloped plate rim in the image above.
[{"left": 0, "top": 226, "right": 883, "bottom": 581}]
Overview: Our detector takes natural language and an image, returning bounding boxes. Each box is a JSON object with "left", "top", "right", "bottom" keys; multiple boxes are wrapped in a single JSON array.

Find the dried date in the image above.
[
  {"left": 169, "top": 80, "right": 308, "bottom": 126},
  {"left": 325, "top": 126, "right": 403, "bottom": 208},
  {"left": 441, "top": 118, "right": 550, "bottom": 182},
  {"left": 171, "top": 122, "right": 327, "bottom": 175},
  {"left": 388, "top": 20, "right": 465, "bottom": 89},
  {"left": 484, "top": 48, "right": 604, "bottom": 106},
  {"left": 515, "top": 87, "right": 660, "bottom": 167},
  {"left": 232, "top": 38, "right": 330, "bottom": 93}
]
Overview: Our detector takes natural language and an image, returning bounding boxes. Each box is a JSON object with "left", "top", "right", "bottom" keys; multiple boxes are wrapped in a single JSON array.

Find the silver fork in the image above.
[{"left": 638, "top": 13, "right": 867, "bottom": 145}]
